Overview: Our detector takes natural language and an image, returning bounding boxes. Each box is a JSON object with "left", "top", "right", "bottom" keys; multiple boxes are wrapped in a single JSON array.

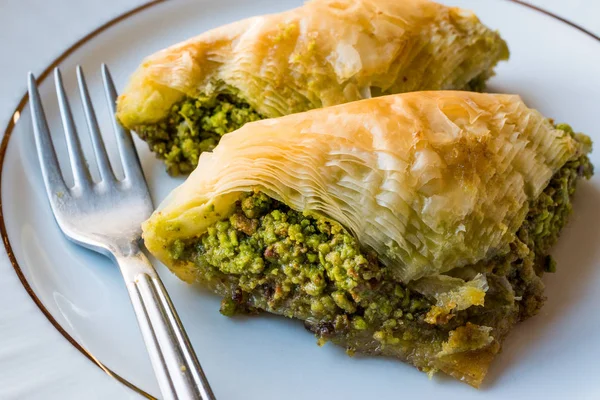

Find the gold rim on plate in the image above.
[{"left": 0, "top": 0, "right": 597, "bottom": 398}]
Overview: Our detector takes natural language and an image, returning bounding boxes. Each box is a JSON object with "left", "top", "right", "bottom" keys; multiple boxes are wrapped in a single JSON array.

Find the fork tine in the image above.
[
  {"left": 101, "top": 64, "right": 145, "bottom": 183},
  {"left": 27, "top": 73, "right": 68, "bottom": 196},
  {"left": 77, "top": 66, "right": 115, "bottom": 183},
  {"left": 54, "top": 68, "right": 91, "bottom": 188}
]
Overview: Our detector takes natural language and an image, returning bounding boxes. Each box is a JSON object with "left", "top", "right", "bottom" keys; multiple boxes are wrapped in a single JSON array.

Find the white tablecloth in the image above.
[{"left": 0, "top": 1, "right": 597, "bottom": 398}]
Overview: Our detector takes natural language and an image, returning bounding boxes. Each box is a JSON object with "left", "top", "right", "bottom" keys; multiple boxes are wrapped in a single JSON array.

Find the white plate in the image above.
[{"left": 2, "top": 0, "right": 600, "bottom": 398}]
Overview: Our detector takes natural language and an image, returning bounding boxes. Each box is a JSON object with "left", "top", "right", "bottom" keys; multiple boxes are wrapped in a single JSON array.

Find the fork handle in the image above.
[{"left": 115, "top": 251, "right": 216, "bottom": 400}]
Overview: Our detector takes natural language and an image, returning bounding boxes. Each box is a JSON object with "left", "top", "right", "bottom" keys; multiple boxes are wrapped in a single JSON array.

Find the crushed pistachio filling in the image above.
[
  {"left": 134, "top": 93, "right": 263, "bottom": 175},
  {"left": 171, "top": 191, "right": 433, "bottom": 328}
]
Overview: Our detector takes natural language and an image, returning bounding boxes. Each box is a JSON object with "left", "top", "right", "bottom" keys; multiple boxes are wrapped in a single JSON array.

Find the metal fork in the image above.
[{"left": 27, "top": 65, "right": 216, "bottom": 400}]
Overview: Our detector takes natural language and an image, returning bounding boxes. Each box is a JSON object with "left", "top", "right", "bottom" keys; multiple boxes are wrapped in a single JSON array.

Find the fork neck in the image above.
[{"left": 105, "top": 237, "right": 144, "bottom": 260}]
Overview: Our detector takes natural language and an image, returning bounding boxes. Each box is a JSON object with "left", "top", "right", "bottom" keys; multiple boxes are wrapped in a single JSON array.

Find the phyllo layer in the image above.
[{"left": 117, "top": 0, "right": 509, "bottom": 174}]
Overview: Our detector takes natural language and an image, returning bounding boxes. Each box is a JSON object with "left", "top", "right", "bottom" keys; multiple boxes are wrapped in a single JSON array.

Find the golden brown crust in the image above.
[
  {"left": 437, "top": 341, "right": 501, "bottom": 388},
  {"left": 117, "top": 0, "right": 508, "bottom": 127}
]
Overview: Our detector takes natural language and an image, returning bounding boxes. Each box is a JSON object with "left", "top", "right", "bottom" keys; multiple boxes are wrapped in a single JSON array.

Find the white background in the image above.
[{"left": 0, "top": 1, "right": 598, "bottom": 398}]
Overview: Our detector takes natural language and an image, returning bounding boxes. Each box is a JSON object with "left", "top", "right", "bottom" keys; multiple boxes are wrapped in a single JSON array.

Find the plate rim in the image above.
[
  {"left": 0, "top": 2, "right": 165, "bottom": 398},
  {"left": 1, "top": 0, "right": 598, "bottom": 398}
]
